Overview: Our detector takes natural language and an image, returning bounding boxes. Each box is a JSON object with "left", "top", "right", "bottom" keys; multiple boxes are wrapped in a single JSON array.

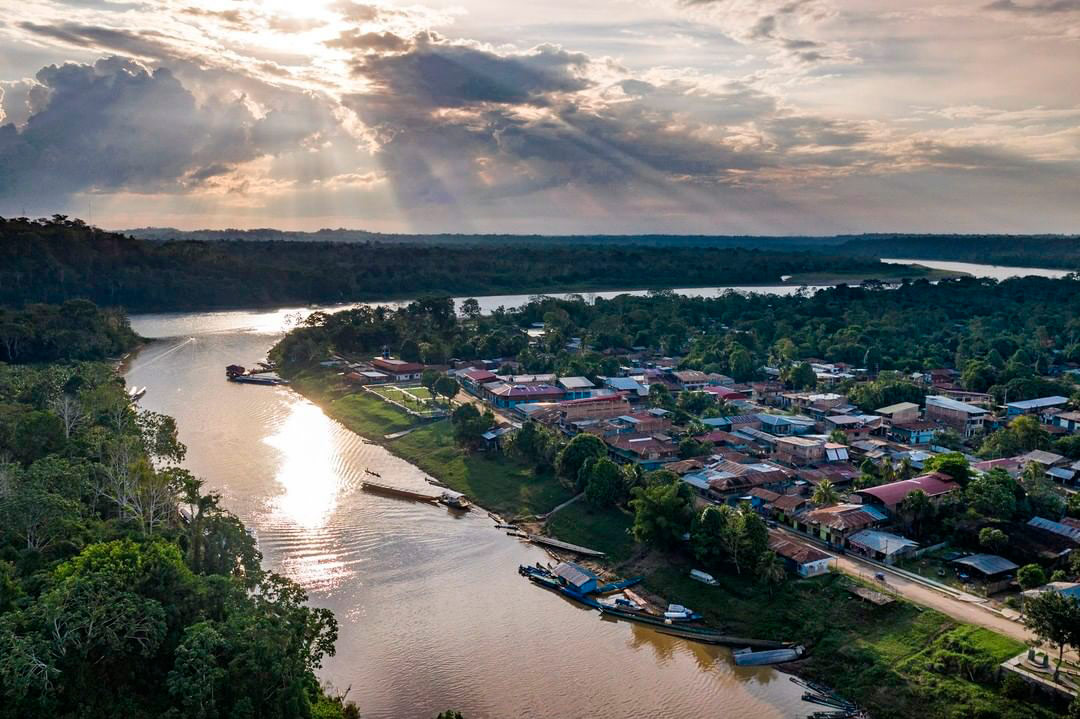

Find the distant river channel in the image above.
[{"left": 123, "top": 260, "right": 1063, "bottom": 718}]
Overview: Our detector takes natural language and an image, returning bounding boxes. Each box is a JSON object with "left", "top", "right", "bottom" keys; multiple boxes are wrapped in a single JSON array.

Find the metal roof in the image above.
[
  {"left": 926, "top": 395, "right": 987, "bottom": 414},
  {"left": 953, "top": 554, "right": 1018, "bottom": 575},
  {"left": 848, "top": 529, "right": 918, "bottom": 555},
  {"left": 553, "top": 562, "right": 598, "bottom": 589},
  {"left": 1028, "top": 516, "right": 1080, "bottom": 543},
  {"left": 1007, "top": 396, "right": 1069, "bottom": 410}
]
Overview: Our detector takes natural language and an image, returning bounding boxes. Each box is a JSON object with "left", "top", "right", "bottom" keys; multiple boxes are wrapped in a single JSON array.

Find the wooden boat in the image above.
[
  {"left": 365, "top": 469, "right": 381, "bottom": 477},
  {"left": 360, "top": 481, "right": 439, "bottom": 503},
  {"left": 732, "top": 645, "right": 804, "bottom": 666},
  {"left": 438, "top": 492, "right": 471, "bottom": 510},
  {"left": 598, "top": 605, "right": 703, "bottom": 627}
]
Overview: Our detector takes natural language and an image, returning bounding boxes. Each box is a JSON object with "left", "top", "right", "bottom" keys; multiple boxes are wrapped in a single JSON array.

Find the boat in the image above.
[
  {"left": 732, "top": 645, "right": 804, "bottom": 666},
  {"left": 439, "top": 492, "right": 471, "bottom": 510},
  {"left": 360, "top": 481, "right": 439, "bottom": 503},
  {"left": 597, "top": 604, "right": 704, "bottom": 627},
  {"left": 228, "top": 374, "right": 288, "bottom": 386},
  {"left": 690, "top": 569, "right": 720, "bottom": 586},
  {"left": 365, "top": 469, "right": 381, "bottom": 477},
  {"left": 128, "top": 386, "right": 147, "bottom": 401},
  {"left": 594, "top": 577, "right": 644, "bottom": 594}
]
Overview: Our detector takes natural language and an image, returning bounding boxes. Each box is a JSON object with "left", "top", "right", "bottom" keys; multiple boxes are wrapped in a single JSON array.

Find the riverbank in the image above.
[
  {"left": 283, "top": 369, "right": 1053, "bottom": 719},
  {"left": 782, "top": 264, "right": 966, "bottom": 285},
  {"left": 286, "top": 370, "right": 574, "bottom": 518}
]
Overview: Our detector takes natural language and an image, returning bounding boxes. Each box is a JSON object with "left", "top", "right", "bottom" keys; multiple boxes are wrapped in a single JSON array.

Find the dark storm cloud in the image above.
[
  {"left": 17, "top": 21, "right": 174, "bottom": 58},
  {"left": 0, "top": 56, "right": 332, "bottom": 203},
  {"left": 985, "top": 0, "right": 1080, "bottom": 13},
  {"left": 326, "top": 30, "right": 410, "bottom": 53}
]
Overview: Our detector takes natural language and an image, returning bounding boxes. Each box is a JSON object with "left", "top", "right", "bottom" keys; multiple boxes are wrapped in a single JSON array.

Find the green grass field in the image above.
[
  {"left": 394, "top": 421, "right": 574, "bottom": 518},
  {"left": 545, "top": 502, "right": 637, "bottom": 562}
]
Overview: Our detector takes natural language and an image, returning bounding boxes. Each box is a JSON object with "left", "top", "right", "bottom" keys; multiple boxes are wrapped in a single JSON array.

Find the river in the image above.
[
  {"left": 122, "top": 259, "right": 1064, "bottom": 718},
  {"left": 125, "top": 310, "right": 808, "bottom": 719}
]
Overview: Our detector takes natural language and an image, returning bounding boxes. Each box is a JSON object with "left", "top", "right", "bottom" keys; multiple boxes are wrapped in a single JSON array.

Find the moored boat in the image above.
[{"left": 360, "top": 481, "right": 440, "bottom": 503}]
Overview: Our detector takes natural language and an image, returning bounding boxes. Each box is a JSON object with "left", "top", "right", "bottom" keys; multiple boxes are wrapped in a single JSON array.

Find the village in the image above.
[{"left": 271, "top": 285, "right": 1080, "bottom": 718}]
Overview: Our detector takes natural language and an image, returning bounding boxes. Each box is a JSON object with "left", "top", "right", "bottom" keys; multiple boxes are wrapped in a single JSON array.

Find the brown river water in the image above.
[{"left": 124, "top": 305, "right": 811, "bottom": 719}]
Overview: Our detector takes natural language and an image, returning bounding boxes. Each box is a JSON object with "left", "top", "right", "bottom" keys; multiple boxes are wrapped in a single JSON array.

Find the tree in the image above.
[
  {"left": 450, "top": 404, "right": 493, "bottom": 450},
  {"left": 691, "top": 505, "right": 731, "bottom": 568},
  {"left": 979, "top": 415, "right": 1050, "bottom": 458},
  {"left": 648, "top": 383, "right": 673, "bottom": 410},
  {"left": 923, "top": 452, "right": 973, "bottom": 487},
  {"left": 581, "top": 457, "right": 625, "bottom": 507},
  {"left": 420, "top": 369, "right": 440, "bottom": 392},
  {"left": 460, "top": 298, "right": 481, "bottom": 320},
  {"left": 433, "top": 375, "right": 460, "bottom": 403},
  {"left": 727, "top": 346, "right": 755, "bottom": 381},
  {"left": 167, "top": 621, "right": 226, "bottom": 719},
  {"left": 399, "top": 338, "right": 421, "bottom": 362},
  {"left": 1017, "top": 564, "right": 1047, "bottom": 591},
  {"left": 720, "top": 508, "right": 768, "bottom": 575},
  {"left": 555, "top": 433, "right": 606, "bottom": 483},
  {"left": 1067, "top": 491, "right": 1080, "bottom": 519},
  {"left": 758, "top": 550, "right": 786, "bottom": 593},
  {"left": 828, "top": 429, "right": 848, "bottom": 445},
  {"left": 811, "top": 479, "right": 839, "bottom": 506},
  {"left": 965, "top": 469, "right": 1018, "bottom": 520},
  {"left": 898, "top": 490, "right": 933, "bottom": 538},
  {"left": 1019, "top": 463, "right": 1065, "bottom": 519},
  {"left": 1023, "top": 590, "right": 1080, "bottom": 681},
  {"left": 629, "top": 481, "right": 694, "bottom": 549},
  {"left": 786, "top": 362, "right": 816, "bottom": 390},
  {"left": 0, "top": 483, "right": 79, "bottom": 552},
  {"left": 978, "top": 527, "right": 1008, "bottom": 553}
]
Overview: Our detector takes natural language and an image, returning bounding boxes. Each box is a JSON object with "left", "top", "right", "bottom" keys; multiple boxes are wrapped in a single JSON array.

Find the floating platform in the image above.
[
  {"left": 360, "top": 481, "right": 440, "bottom": 503},
  {"left": 525, "top": 534, "right": 605, "bottom": 557}
]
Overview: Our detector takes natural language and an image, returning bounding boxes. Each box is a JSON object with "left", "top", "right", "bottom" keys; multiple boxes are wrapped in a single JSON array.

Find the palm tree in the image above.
[
  {"left": 898, "top": 489, "right": 932, "bottom": 538},
  {"left": 812, "top": 478, "right": 839, "bottom": 505},
  {"left": 758, "top": 551, "right": 787, "bottom": 594}
]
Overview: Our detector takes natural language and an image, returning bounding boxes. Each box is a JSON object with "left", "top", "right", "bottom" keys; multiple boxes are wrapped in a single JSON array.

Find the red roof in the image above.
[
  {"left": 462, "top": 369, "right": 497, "bottom": 382},
  {"left": 703, "top": 386, "right": 747, "bottom": 400},
  {"left": 855, "top": 472, "right": 958, "bottom": 509},
  {"left": 372, "top": 358, "right": 424, "bottom": 373}
]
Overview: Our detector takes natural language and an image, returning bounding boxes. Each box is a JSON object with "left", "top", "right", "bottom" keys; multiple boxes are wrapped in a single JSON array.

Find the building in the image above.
[
  {"left": 1021, "top": 582, "right": 1080, "bottom": 603},
  {"left": 772, "top": 493, "right": 810, "bottom": 523},
  {"left": 605, "top": 433, "right": 679, "bottom": 469},
  {"left": 460, "top": 368, "right": 497, "bottom": 392},
  {"left": 1052, "top": 411, "right": 1080, "bottom": 433},
  {"left": 703, "top": 385, "right": 748, "bottom": 402},
  {"left": 488, "top": 383, "right": 565, "bottom": 409},
  {"left": 925, "top": 395, "right": 988, "bottom": 438},
  {"left": 767, "top": 533, "right": 835, "bottom": 577},
  {"left": 1018, "top": 449, "right": 1067, "bottom": 469},
  {"left": 799, "top": 504, "right": 882, "bottom": 547},
  {"left": 774, "top": 436, "right": 826, "bottom": 466},
  {"left": 371, "top": 357, "right": 425, "bottom": 382},
  {"left": 1006, "top": 396, "right": 1069, "bottom": 417},
  {"left": 854, "top": 472, "right": 959, "bottom": 513},
  {"left": 875, "top": 402, "right": 921, "bottom": 425},
  {"left": 824, "top": 414, "right": 874, "bottom": 442},
  {"left": 1027, "top": 516, "right": 1080, "bottom": 544},
  {"left": 889, "top": 420, "right": 937, "bottom": 446},
  {"left": 345, "top": 370, "right": 390, "bottom": 385},
  {"left": 604, "top": 376, "right": 649, "bottom": 401},
  {"left": 553, "top": 562, "right": 599, "bottom": 593},
  {"left": 953, "top": 554, "right": 1018, "bottom": 593},
  {"left": 670, "top": 369, "right": 709, "bottom": 391},
  {"left": 558, "top": 394, "right": 631, "bottom": 426},
  {"left": 557, "top": 376, "right": 596, "bottom": 400},
  {"left": 847, "top": 529, "right": 919, "bottom": 564},
  {"left": 758, "top": 413, "right": 816, "bottom": 436}
]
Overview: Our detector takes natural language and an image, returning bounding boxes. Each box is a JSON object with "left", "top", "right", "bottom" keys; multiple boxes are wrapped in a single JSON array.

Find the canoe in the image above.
[
  {"left": 360, "top": 481, "right": 440, "bottom": 502},
  {"left": 732, "top": 645, "right": 804, "bottom": 666}
]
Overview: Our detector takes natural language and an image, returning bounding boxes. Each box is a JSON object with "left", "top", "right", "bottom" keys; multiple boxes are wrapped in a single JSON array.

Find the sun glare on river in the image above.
[{"left": 264, "top": 398, "right": 341, "bottom": 529}]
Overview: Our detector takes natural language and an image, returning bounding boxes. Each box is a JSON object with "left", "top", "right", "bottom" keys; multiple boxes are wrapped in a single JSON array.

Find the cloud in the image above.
[
  {"left": 984, "top": 0, "right": 1080, "bottom": 13},
  {"left": 0, "top": 56, "right": 335, "bottom": 205}
]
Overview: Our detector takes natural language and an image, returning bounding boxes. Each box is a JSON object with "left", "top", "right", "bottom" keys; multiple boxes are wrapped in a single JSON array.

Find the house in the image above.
[
  {"left": 875, "top": 402, "right": 921, "bottom": 425},
  {"left": 553, "top": 562, "right": 599, "bottom": 593},
  {"left": 371, "top": 357, "right": 425, "bottom": 381},
  {"left": 751, "top": 381, "right": 785, "bottom": 404},
  {"left": 1027, "top": 516, "right": 1080, "bottom": 545},
  {"left": 889, "top": 420, "right": 937, "bottom": 446},
  {"left": 707, "top": 373, "right": 735, "bottom": 387},
  {"left": 345, "top": 370, "right": 390, "bottom": 385},
  {"left": 703, "top": 385, "right": 748, "bottom": 402},
  {"left": 1006, "top": 396, "right": 1069, "bottom": 417},
  {"left": 824, "top": 414, "right": 874, "bottom": 441},
  {"left": 605, "top": 433, "right": 679, "bottom": 469},
  {"left": 557, "top": 376, "right": 596, "bottom": 400},
  {"left": 774, "top": 436, "right": 826, "bottom": 466},
  {"left": 605, "top": 410, "right": 673, "bottom": 436},
  {"left": 772, "top": 493, "right": 810, "bottom": 523},
  {"left": 768, "top": 533, "right": 835, "bottom": 577},
  {"left": 1051, "top": 411, "right": 1080, "bottom": 433},
  {"left": 973, "top": 457, "right": 1025, "bottom": 478},
  {"left": 604, "top": 376, "right": 649, "bottom": 401},
  {"left": 758, "top": 413, "right": 816, "bottom": 436},
  {"left": 854, "top": 472, "right": 960, "bottom": 513},
  {"left": 480, "top": 425, "right": 516, "bottom": 451},
  {"left": 953, "top": 554, "right": 1019, "bottom": 593},
  {"left": 1021, "top": 582, "right": 1080, "bottom": 602},
  {"left": 925, "top": 395, "right": 988, "bottom": 438},
  {"left": 460, "top": 368, "right": 498, "bottom": 392},
  {"left": 670, "top": 369, "right": 709, "bottom": 391},
  {"left": 847, "top": 529, "right": 919, "bottom": 564},
  {"left": 800, "top": 504, "right": 882, "bottom": 547},
  {"left": 1018, "top": 449, "right": 1067, "bottom": 469},
  {"left": 488, "top": 383, "right": 565, "bottom": 409},
  {"left": 558, "top": 394, "right": 631, "bottom": 426}
]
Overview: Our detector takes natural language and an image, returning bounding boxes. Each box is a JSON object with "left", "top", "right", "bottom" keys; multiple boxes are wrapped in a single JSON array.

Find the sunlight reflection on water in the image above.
[{"left": 264, "top": 398, "right": 342, "bottom": 529}]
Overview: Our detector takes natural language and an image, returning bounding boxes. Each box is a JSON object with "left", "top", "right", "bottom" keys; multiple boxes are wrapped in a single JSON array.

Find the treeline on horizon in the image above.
[{"left": 2, "top": 216, "right": 892, "bottom": 312}]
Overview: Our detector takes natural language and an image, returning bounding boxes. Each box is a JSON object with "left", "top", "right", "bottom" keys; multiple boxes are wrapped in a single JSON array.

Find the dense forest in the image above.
[
  {"left": 836, "top": 234, "right": 1080, "bottom": 270},
  {"left": 0, "top": 306, "right": 355, "bottom": 719},
  {"left": 2, "top": 217, "right": 925, "bottom": 312},
  {"left": 275, "top": 275, "right": 1080, "bottom": 402}
]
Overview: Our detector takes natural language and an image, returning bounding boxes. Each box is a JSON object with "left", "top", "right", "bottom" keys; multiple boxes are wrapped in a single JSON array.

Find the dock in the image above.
[{"left": 525, "top": 534, "right": 606, "bottom": 557}]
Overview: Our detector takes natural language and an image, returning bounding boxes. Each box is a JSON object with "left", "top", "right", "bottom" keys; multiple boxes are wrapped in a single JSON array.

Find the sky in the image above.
[{"left": 0, "top": 0, "right": 1078, "bottom": 234}]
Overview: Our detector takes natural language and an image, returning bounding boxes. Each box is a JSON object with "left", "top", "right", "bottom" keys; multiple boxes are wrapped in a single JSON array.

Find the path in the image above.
[{"left": 773, "top": 527, "right": 1035, "bottom": 645}]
